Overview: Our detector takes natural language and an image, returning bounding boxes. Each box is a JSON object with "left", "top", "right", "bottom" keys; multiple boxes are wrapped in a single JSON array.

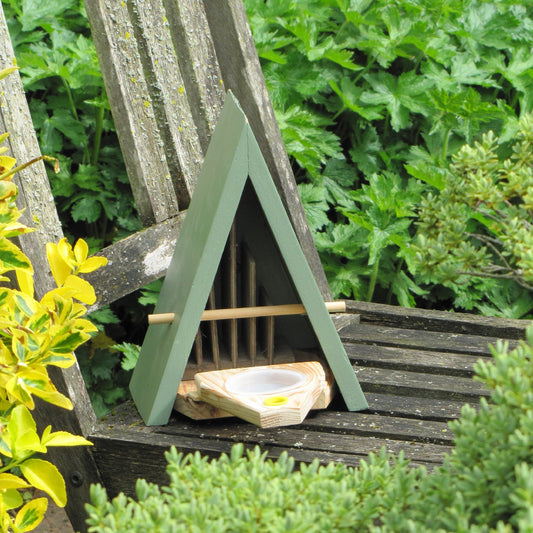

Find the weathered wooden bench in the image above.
[{"left": 0, "top": 1, "right": 528, "bottom": 531}]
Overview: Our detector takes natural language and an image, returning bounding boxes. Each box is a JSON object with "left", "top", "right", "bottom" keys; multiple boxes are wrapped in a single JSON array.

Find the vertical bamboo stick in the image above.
[
  {"left": 244, "top": 247, "right": 257, "bottom": 363},
  {"left": 227, "top": 224, "right": 238, "bottom": 366}
]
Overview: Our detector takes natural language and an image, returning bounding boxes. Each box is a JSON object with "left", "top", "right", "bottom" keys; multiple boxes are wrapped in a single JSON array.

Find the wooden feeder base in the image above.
[{"left": 174, "top": 361, "right": 335, "bottom": 428}]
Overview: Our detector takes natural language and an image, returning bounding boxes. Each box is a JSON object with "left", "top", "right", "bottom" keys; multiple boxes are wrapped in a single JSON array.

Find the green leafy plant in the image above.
[
  {"left": 84, "top": 321, "right": 533, "bottom": 531},
  {"left": 413, "top": 112, "right": 533, "bottom": 316},
  {"left": 0, "top": 65, "right": 107, "bottom": 531},
  {"left": 245, "top": 0, "right": 533, "bottom": 308},
  {"left": 2, "top": 0, "right": 141, "bottom": 250}
]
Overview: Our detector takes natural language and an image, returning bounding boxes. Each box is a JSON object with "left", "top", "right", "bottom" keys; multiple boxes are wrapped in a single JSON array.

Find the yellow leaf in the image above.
[
  {"left": 62, "top": 275, "right": 96, "bottom": 305},
  {"left": 73, "top": 238, "right": 88, "bottom": 264},
  {"left": 8, "top": 405, "right": 46, "bottom": 458},
  {"left": 41, "top": 430, "right": 92, "bottom": 447},
  {"left": 57, "top": 238, "right": 74, "bottom": 267},
  {"left": 77, "top": 255, "right": 108, "bottom": 274},
  {"left": 0, "top": 156, "right": 16, "bottom": 175},
  {"left": 0, "top": 473, "right": 30, "bottom": 490},
  {"left": 73, "top": 318, "right": 98, "bottom": 334},
  {"left": 14, "top": 497, "right": 47, "bottom": 532},
  {"left": 15, "top": 270, "right": 34, "bottom": 297},
  {"left": 6, "top": 377, "right": 34, "bottom": 410},
  {"left": 46, "top": 243, "right": 72, "bottom": 287},
  {"left": 2, "top": 488, "right": 23, "bottom": 511},
  {"left": 20, "top": 459, "right": 66, "bottom": 507},
  {"left": 30, "top": 388, "right": 72, "bottom": 410}
]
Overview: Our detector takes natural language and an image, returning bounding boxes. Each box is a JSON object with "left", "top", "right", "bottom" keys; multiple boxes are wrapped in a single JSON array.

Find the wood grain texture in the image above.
[
  {"left": 347, "top": 300, "right": 527, "bottom": 338},
  {"left": 83, "top": 214, "right": 186, "bottom": 311},
  {"left": 87, "top": 309, "right": 527, "bottom": 499},
  {"left": 84, "top": 0, "right": 179, "bottom": 223},
  {"left": 195, "top": 362, "right": 328, "bottom": 427}
]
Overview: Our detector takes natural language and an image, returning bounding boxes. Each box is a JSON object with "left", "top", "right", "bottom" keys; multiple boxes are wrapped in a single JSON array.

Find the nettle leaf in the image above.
[
  {"left": 276, "top": 105, "right": 343, "bottom": 176},
  {"left": 18, "top": 0, "right": 77, "bottom": 32},
  {"left": 70, "top": 196, "right": 102, "bottom": 223},
  {"left": 113, "top": 342, "right": 140, "bottom": 372},
  {"left": 361, "top": 71, "right": 433, "bottom": 131},
  {"left": 48, "top": 108, "right": 86, "bottom": 147},
  {"left": 329, "top": 78, "right": 383, "bottom": 121},
  {"left": 349, "top": 125, "right": 383, "bottom": 176},
  {"left": 298, "top": 183, "right": 330, "bottom": 231}
]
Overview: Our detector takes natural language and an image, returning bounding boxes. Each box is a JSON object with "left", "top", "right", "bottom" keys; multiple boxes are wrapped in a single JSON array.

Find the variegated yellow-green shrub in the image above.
[{"left": 0, "top": 66, "right": 107, "bottom": 532}]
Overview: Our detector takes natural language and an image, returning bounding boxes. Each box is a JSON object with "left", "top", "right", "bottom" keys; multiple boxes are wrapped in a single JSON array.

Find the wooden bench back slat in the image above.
[
  {"left": 128, "top": 0, "right": 224, "bottom": 207},
  {"left": 85, "top": 0, "right": 181, "bottom": 224},
  {"left": 162, "top": 0, "right": 225, "bottom": 153}
]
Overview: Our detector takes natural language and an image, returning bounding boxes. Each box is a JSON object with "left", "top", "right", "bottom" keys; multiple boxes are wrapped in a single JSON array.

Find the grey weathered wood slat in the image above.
[
  {"left": 84, "top": 214, "right": 186, "bottom": 311},
  {"left": 0, "top": 13, "right": 61, "bottom": 296},
  {"left": 162, "top": 0, "right": 224, "bottom": 153},
  {"left": 339, "top": 322, "right": 520, "bottom": 356},
  {"left": 347, "top": 300, "right": 527, "bottom": 339},
  {"left": 84, "top": 0, "right": 180, "bottom": 224},
  {"left": 156, "top": 423, "right": 452, "bottom": 464},
  {"left": 345, "top": 342, "right": 491, "bottom": 377},
  {"left": 300, "top": 411, "right": 454, "bottom": 445},
  {"left": 356, "top": 366, "right": 488, "bottom": 400},
  {"left": 365, "top": 392, "right": 468, "bottom": 421},
  {"left": 155, "top": 410, "right": 454, "bottom": 446},
  {"left": 129, "top": 0, "right": 221, "bottom": 207},
  {"left": 0, "top": 7, "right": 102, "bottom": 532}
]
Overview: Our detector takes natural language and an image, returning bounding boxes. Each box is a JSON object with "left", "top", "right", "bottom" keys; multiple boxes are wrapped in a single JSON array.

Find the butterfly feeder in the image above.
[{"left": 130, "top": 92, "right": 367, "bottom": 428}]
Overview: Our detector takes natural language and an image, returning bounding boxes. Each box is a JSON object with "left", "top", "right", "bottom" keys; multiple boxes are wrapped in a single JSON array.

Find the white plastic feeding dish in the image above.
[
  {"left": 193, "top": 362, "right": 330, "bottom": 428},
  {"left": 225, "top": 368, "right": 307, "bottom": 395}
]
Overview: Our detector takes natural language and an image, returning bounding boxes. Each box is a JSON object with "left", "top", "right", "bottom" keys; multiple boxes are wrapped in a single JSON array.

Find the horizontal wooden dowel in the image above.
[{"left": 148, "top": 301, "right": 346, "bottom": 325}]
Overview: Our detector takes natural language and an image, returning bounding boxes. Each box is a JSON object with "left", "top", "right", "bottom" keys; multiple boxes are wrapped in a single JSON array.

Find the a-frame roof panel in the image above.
[{"left": 130, "top": 92, "right": 367, "bottom": 426}]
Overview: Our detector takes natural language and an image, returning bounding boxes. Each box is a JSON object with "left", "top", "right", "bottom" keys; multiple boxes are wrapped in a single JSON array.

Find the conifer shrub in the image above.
[{"left": 85, "top": 325, "right": 533, "bottom": 532}]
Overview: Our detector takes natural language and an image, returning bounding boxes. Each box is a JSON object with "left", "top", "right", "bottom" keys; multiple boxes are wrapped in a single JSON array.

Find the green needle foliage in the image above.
[
  {"left": 85, "top": 324, "right": 533, "bottom": 532},
  {"left": 414, "top": 113, "right": 533, "bottom": 313}
]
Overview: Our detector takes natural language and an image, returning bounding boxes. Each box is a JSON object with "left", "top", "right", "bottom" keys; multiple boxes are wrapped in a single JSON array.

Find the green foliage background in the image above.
[
  {"left": 246, "top": 0, "right": 533, "bottom": 315},
  {"left": 3, "top": 0, "right": 533, "bottom": 413}
]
